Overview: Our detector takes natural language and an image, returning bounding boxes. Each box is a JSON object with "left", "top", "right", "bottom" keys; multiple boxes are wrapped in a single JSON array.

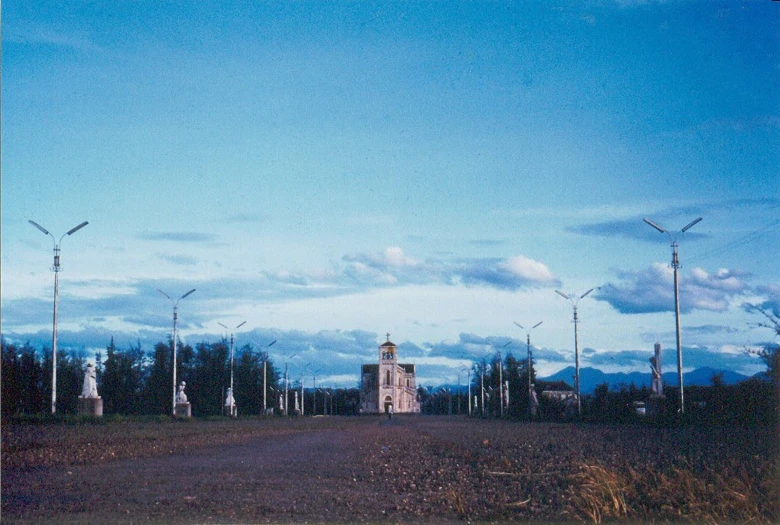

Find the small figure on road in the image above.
[{"left": 387, "top": 404, "right": 393, "bottom": 420}]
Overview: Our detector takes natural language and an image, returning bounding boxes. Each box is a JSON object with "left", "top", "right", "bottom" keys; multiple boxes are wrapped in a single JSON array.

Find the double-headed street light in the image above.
[
  {"left": 218, "top": 320, "right": 246, "bottom": 416},
  {"left": 514, "top": 321, "right": 543, "bottom": 419},
  {"left": 643, "top": 216, "right": 702, "bottom": 415},
  {"left": 311, "top": 367, "right": 323, "bottom": 415},
  {"left": 466, "top": 351, "right": 488, "bottom": 417},
  {"left": 459, "top": 367, "right": 471, "bottom": 416},
  {"left": 496, "top": 341, "right": 511, "bottom": 417},
  {"left": 555, "top": 288, "right": 594, "bottom": 416},
  {"left": 283, "top": 354, "right": 298, "bottom": 416},
  {"left": 28, "top": 219, "right": 89, "bottom": 414},
  {"left": 263, "top": 340, "right": 277, "bottom": 414},
  {"left": 301, "top": 363, "right": 311, "bottom": 416},
  {"left": 158, "top": 288, "right": 196, "bottom": 416}
]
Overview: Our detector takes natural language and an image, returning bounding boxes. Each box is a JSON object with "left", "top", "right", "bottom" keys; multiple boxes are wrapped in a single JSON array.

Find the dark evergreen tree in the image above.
[
  {"left": 19, "top": 343, "right": 46, "bottom": 414},
  {"left": 234, "top": 344, "right": 279, "bottom": 416},
  {"left": 504, "top": 352, "right": 525, "bottom": 419},
  {"left": 190, "top": 341, "right": 229, "bottom": 416},
  {"left": 56, "top": 350, "right": 85, "bottom": 414},
  {"left": 102, "top": 339, "right": 147, "bottom": 414},
  {"left": 143, "top": 341, "right": 173, "bottom": 414},
  {"left": 234, "top": 344, "right": 262, "bottom": 415},
  {"left": 2, "top": 340, "right": 21, "bottom": 417}
]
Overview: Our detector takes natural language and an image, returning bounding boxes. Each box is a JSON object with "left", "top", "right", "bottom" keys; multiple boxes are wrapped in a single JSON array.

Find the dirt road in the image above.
[
  {"left": 4, "top": 418, "right": 389, "bottom": 524},
  {"left": 2, "top": 416, "right": 776, "bottom": 524}
]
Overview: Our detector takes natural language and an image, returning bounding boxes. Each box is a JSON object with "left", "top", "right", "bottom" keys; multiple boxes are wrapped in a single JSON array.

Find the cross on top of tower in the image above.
[{"left": 386, "top": 332, "right": 391, "bottom": 342}]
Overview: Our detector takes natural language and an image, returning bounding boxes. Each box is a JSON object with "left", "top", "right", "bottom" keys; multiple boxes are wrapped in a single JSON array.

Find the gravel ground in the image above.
[{"left": 2, "top": 416, "right": 777, "bottom": 524}]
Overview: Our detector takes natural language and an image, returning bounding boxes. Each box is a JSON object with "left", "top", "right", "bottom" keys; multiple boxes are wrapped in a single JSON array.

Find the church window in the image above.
[{"left": 385, "top": 370, "right": 390, "bottom": 385}]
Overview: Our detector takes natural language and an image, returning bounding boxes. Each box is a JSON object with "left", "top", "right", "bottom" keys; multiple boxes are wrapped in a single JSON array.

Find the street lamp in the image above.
[
  {"left": 514, "top": 321, "right": 543, "bottom": 419},
  {"left": 459, "top": 367, "right": 471, "bottom": 416},
  {"left": 643, "top": 216, "right": 702, "bottom": 415},
  {"left": 263, "top": 340, "right": 277, "bottom": 414},
  {"left": 555, "top": 288, "right": 594, "bottom": 416},
  {"left": 322, "top": 389, "right": 332, "bottom": 416},
  {"left": 283, "top": 354, "right": 298, "bottom": 416},
  {"left": 158, "top": 288, "right": 196, "bottom": 416},
  {"left": 496, "top": 341, "right": 511, "bottom": 418},
  {"left": 301, "top": 363, "right": 311, "bottom": 416},
  {"left": 28, "top": 219, "right": 89, "bottom": 414},
  {"left": 456, "top": 370, "right": 463, "bottom": 415},
  {"left": 480, "top": 362, "right": 486, "bottom": 417},
  {"left": 311, "top": 367, "right": 322, "bottom": 415},
  {"left": 218, "top": 320, "right": 246, "bottom": 417}
]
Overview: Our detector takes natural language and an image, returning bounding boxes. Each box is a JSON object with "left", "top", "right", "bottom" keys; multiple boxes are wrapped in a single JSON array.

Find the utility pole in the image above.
[
  {"left": 480, "top": 365, "right": 485, "bottom": 417},
  {"left": 29, "top": 220, "right": 89, "bottom": 414},
  {"left": 496, "top": 341, "right": 510, "bottom": 418},
  {"left": 644, "top": 216, "right": 702, "bottom": 415},
  {"left": 218, "top": 321, "right": 246, "bottom": 417},
  {"left": 284, "top": 364, "right": 288, "bottom": 416},
  {"left": 515, "top": 321, "right": 543, "bottom": 419},
  {"left": 263, "top": 340, "right": 277, "bottom": 414},
  {"left": 556, "top": 289, "right": 594, "bottom": 417},
  {"left": 158, "top": 288, "right": 196, "bottom": 416},
  {"left": 460, "top": 367, "right": 471, "bottom": 416},
  {"left": 283, "top": 354, "right": 298, "bottom": 416}
]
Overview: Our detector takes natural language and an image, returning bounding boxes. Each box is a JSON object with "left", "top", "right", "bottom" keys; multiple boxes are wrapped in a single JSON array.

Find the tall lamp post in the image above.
[
  {"left": 643, "top": 216, "right": 702, "bottom": 415},
  {"left": 283, "top": 354, "right": 298, "bottom": 416},
  {"left": 480, "top": 363, "right": 486, "bottom": 417},
  {"left": 218, "top": 320, "right": 246, "bottom": 416},
  {"left": 28, "top": 219, "right": 89, "bottom": 414},
  {"left": 514, "top": 321, "right": 543, "bottom": 419},
  {"left": 263, "top": 340, "right": 277, "bottom": 414},
  {"left": 158, "top": 288, "right": 196, "bottom": 416},
  {"left": 301, "top": 363, "right": 311, "bottom": 416},
  {"left": 555, "top": 288, "right": 594, "bottom": 416},
  {"left": 311, "top": 367, "right": 322, "bottom": 415},
  {"left": 496, "top": 341, "right": 511, "bottom": 417},
  {"left": 459, "top": 367, "right": 471, "bottom": 416}
]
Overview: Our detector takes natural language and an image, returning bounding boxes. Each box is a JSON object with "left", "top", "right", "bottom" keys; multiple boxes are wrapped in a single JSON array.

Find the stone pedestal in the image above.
[
  {"left": 175, "top": 402, "right": 191, "bottom": 417},
  {"left": 78, "top": 396, "right": 103, "bottom": 417},
  {"left": 647, "top": 397, "right": 664, "bottom": 418}
]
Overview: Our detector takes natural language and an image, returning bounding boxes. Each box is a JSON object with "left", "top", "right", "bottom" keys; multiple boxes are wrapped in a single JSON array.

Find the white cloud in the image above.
[
  {"left": 598, "top": 264, "right": 751, "bottom": 314},
  {"left": 498, "top": 255, "right": 557, "bottom": 283}
]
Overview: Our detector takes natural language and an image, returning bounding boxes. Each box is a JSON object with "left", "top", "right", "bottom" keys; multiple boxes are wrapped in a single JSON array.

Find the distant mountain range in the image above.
[{"left": 537, "top": 366, "right": 757, "bottom": 395}]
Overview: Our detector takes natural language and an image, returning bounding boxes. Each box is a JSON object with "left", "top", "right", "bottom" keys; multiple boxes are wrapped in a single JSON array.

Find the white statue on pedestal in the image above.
[
  {"left": 225, "top": 387, "right": 235, "bottom": 407},
  {"left": 531, "top": 388, "right": 539, "bottom": 417},
  {"left": 176, "top": 381, "right": 188, "bottom": 403},
  {"left": 80, "top": 363, "right": 99, "bottom": 398},
  {"left": 294, "top": 391, "right": 299, "bottom": 412}
]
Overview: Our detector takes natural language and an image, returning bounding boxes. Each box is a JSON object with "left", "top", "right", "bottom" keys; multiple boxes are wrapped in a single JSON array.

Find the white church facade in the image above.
[{"left": 360, "top": 336, "right": 421, "bottom": 414}]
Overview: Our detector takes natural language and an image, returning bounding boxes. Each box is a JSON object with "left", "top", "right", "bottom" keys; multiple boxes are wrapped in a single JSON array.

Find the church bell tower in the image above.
[{"left": 378, "top": 333, "right": 397, "bottom": 413}]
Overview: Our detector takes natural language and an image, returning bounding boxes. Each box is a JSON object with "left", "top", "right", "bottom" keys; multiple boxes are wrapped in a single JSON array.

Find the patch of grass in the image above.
[
  {"left": 567, "top": 460, "right": 777, "bottom": 524},
  {"left": 566, "top": 464, "right": 628, "bottom": 524}
]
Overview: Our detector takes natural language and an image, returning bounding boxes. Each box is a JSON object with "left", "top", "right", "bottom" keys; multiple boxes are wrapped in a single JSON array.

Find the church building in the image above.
[{"left": 360, "top": 335, "right": 421, "bottom": 414}]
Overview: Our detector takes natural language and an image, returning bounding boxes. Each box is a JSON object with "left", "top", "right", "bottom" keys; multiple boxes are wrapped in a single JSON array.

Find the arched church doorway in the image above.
[{"left": 384, "top": 396, "right": 393, "bottom": 414}]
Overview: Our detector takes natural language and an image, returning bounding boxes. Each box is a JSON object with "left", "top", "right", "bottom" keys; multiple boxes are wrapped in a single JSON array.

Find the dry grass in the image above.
[
  {"left": 567, "top": 458, "right": 777, "bottom": 524},
  {"left": 566, "top": 464, "right": 628, "bottom": 524}
]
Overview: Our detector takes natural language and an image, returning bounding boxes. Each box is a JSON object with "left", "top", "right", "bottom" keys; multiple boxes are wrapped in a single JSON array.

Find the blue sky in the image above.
[{"left": 2, "top": 1, "right": 778, "bottom": 387}]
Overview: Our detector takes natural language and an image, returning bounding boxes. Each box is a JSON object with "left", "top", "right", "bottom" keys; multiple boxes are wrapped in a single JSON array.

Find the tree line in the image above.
[
  {"left": 1, "top": 337, "right": 284, "bottom": 418},
  {"left": 420, "top": 348, "right": 778, "bottom": 426},
  {"left": 1, "top": 337, "right": 368, "bottom": 419}
]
